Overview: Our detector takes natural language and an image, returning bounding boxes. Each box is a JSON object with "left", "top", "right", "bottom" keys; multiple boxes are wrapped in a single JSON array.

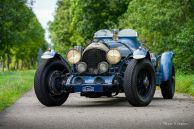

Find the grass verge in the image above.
[
  {"left": 176, "top": 72, "right": 194, "bottom": 96},
  {"left": 0, "top": 70, "right": 35, "bottom": 112}
]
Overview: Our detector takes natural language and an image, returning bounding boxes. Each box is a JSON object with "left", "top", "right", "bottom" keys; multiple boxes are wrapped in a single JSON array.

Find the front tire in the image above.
[
  {"left": 123, "top": 59, "right": 156, "bottom": 107},
  {"left": 34, "top": 60, "right": 69, "bottom": 106}
]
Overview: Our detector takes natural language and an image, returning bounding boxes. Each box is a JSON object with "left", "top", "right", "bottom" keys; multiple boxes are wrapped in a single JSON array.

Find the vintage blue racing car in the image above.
[{"left": 34, "top": 29, "right": 175, "bottom": 107}]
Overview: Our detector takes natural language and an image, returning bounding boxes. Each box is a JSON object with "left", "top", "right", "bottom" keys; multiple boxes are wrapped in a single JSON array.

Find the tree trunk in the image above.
[
  {"left": 7, "top": 54, "right": 10, "bottom": 70},
  {"left": 2, "top": 57, "right": 5, "bottom": 72},
  {"left": 16, "top": 60, "right": 19, "bottom": 70},
  {"left": 21, "top": 60, "right": 23, "bottom": 70},
  {"left": 2, "top": 53, "right": 5, "bottom": 71}
]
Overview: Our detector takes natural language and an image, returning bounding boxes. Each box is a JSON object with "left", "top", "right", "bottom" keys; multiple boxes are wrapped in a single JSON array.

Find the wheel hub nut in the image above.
[{"left": 143, "top": 77, "right": 149, "bottom": 87}]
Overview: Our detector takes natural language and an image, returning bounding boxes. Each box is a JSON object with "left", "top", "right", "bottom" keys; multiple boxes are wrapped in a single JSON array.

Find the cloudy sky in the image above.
[{"left": 32, "top": 0, "right": 58, "bottom": 44}]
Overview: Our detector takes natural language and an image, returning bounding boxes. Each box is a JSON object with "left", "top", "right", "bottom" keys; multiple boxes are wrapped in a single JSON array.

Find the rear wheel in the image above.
[
  {"left": 34, "top": 60, "right": 69, "bottom": 106},
  {"left": 160, "top": 65, "right": 175, "bottom": 99},
  {"left": 123, "top": 59, "right": 156, "bottom": 106}
]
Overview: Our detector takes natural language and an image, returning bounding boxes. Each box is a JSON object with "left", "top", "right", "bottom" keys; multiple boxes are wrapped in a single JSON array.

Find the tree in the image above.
[
  {"left": 119, "top": 0, "right": 194, "bottom": 72},
  {"left": 0, "top": 0, "right": 47, "bottom": 70},
  {"left": 49, "top": 0, "right": 129, "bottom": 53}
]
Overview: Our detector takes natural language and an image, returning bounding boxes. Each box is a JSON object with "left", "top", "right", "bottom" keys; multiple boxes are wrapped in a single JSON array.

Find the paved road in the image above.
[{"left": 0, "top": 90, "right": 194, "bottom": 129}]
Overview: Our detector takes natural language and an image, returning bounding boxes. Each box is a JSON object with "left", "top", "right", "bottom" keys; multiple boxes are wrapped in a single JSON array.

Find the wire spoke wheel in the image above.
[
  {"left": 48, "top": 70, "right": 65, "bottom": 96},
  {"left": 34, "top": 60, "right": 69, "bottom": 106},
  {"left": 137, "top": 69, "right": 152, "bottom": 99},
  {"left": 124, "top": 59, "right": 156, "bottom": 106}
]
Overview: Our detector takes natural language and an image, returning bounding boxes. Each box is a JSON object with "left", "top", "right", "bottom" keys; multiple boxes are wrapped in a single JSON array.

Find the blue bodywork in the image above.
[
  {"left": 160, "top": 51, "right": 174, "bottom": 81},
  {"left": 65, "top": 75, "right": 115, "bottom": 92},
  {"left": 42, "top": 29, "right": 174, "bottom": 94}
]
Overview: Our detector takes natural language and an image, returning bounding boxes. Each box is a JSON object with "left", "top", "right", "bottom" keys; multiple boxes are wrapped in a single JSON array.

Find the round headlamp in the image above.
[
  {"left": 67, "top": 49, "right": 81, "bottom": 64},
  {"left": 98, "top": 61, "right": 109, "bottom": 73},
  {"left": 106, "top": 49, "right": 121, "bottom": 64},
  {"left": 76, "top": 62, "right": 87, "bottom": 73}
]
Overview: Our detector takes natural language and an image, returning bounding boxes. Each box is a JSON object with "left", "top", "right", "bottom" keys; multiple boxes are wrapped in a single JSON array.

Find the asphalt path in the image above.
[{"left": 0, "top": 90, "right": 194, "bottom": 129}]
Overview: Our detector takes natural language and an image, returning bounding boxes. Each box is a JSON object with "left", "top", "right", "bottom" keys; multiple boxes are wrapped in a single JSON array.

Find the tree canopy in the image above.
[
  {"left": 0, "top": 0, "right": 47, "bottom": 70},
  {"left": 119, "top": 0, "right": 194, "bottom": 72},
  {"left": 49, "top": 0, "right": 129, "bottom": 52}
]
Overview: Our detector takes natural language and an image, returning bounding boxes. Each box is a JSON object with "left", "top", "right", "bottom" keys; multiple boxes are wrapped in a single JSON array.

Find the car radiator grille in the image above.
[{"left": 82, "top": 49, "right": 107, "bottom": 74}]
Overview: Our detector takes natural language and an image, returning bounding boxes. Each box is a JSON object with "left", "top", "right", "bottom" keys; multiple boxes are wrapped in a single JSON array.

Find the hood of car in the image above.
[
  {"left": 82, "top": 42, "right": 109, "bottom": 54},
  {"left": 106, "top": 41, "right": 132, "bottom": 57},
  {"left": 83, "top": 41, "right": 134, "bottom": 57}
]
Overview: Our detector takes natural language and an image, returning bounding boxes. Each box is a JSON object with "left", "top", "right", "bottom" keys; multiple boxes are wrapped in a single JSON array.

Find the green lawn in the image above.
[
  {"left": 176, "top": 72, "right": 194, "bottom": 96},
  {"left": 0, "top": 70, "right": 35, "bottom": 112}
]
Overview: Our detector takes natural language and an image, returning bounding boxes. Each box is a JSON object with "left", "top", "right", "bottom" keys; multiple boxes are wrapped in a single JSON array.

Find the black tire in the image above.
[
  {"left": 123, "top": 59, "right": 156, "bottom": 107},
  {"left": 160, "top": 65, "right": 175, "bottom": 99},
  {"left": 34, "top": 60, "right": 69, "bottom": 106}
]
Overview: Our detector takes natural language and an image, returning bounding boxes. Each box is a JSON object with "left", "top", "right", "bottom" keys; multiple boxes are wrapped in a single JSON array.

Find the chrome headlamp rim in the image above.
[
  {"left": 98, "top": 61, "right": 109, "bottom": 74},
  {"left": 76, "top": 62, "right": 87, "bottom": 73},
  {"left": 106, "top": 48, "right": 121, "bottom": 64},
  {"left": 67, "top": 49, "right": 81, "bottom": 64}
]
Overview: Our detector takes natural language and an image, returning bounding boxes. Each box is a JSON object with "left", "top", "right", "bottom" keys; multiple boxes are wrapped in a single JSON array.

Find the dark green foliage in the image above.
[
  {"left": 49, "top": 0, "right": 129, "bottom": 53},
  {"left": 119, "top": 0, "right": 194, "bottom": 73},
  {"left": 50, "top": 0, "right": 194, "bottom": 73},
  {"left": 0, "top": 0, "right": 47, "bottom": 70}
]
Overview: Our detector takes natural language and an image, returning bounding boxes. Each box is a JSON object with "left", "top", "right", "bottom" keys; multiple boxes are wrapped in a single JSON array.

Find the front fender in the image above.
[
  {"left": 133, "top": 48, "right": 148, "bottom": 59},
  {"left": 41, "top": 51, "right": 70, "bottom": 71},
  {"left": 160, "top": 51, "right": 174, "bottom": 81},
  {"left": 41, "top": 51, "right": 56, "bottom": 59}
]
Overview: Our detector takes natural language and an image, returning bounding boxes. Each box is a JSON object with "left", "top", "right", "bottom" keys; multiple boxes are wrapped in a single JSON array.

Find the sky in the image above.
[{"left": 32, "top": 0, "right": 58, "bottom": 45}]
